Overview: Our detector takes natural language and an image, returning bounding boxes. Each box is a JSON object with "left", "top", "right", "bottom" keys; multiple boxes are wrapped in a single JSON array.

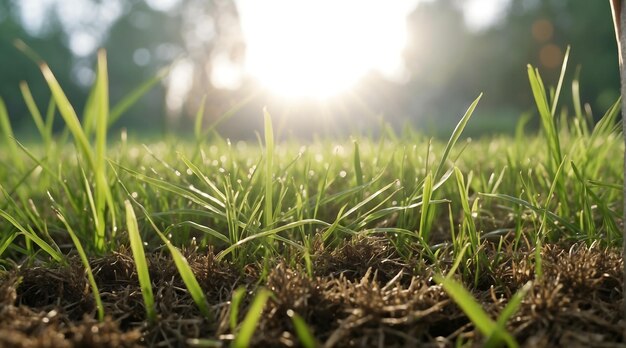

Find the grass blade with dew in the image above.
[
  {"left": 216, "top": 219, "right": 327, "bottom": 261},
  {"left": 232, "top": 288, "right": 271, "bottom": 348},
  {"left": 434, "top": 275, "right": 518, "bottom": 347},
  {"left": 480, "top": 193, "right": 581, "bottom": 236},
  {"left": 0, "top": 209, "right": 63, "bottom": 263},
  {"left": 55, "top": 210, "right": 104, "bottom": 321},
  {"left": 93, "top": 49, "right": 116, "bottom": 249},
  {"left": 288, "top": 310, "right": 317, "bottom": 348},
  {"left": 127, "top": 198, "right": 212, "bottom": 319},
  {"left": 263, "top": 107, "right": 275, "bottom": 228},
  {"left": 125, "top": 200, "right": 156, "bottom": 323},
  {"left": 40, "top": 56, "right": 116, "bottom": 251},
  {"left": 154, "top": 221, "right": 211, "bottom": 319},
  {"left": 433, "top": 93, "right": 482, "bottom": 181}
]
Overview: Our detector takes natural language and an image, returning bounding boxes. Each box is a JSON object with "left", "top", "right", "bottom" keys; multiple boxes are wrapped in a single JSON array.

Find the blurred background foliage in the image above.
[{"left": 0, "top": 0, "right": 620, "bottom": 139}]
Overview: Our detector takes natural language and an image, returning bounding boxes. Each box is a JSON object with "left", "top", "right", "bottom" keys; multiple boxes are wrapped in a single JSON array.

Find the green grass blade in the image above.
[
  {"left": 0, "top": 209, "right": 63, "bottom": 263},
  {"left": 44, "top": 96, "right": 56, "bottom": 137},
  {"left": 232, "top": 288, "right": 271, "bottom": 348},
  {"left": 433, "top": 93, "right": 482, "bottom": 181},
  {"left": 495, "top": 281, "right": 531, "bottom": 329},
  {"left": 174, "top": 221, "right": 230, "bottom": 244},
  {"left": 0, "top": 97, "right": 24, "bottom": 172},
  {"left": 527, "top": 65, "right": 562, "bottom": 166},
  {"left": 288, "top": 310, "right": 317, "bottom": 348},
  {"left": 194, "top": 95, "right": 207, "bottom": 141},
  {"left": 435, "top": 275, "right": 517, "bottom": 347},
  {"left": 109, "top": 66, "right": 170, "bottom": 126},
  {"left": 56, "top": 211, "right": 104, "bottom": 321},
  {"left": 217, "top": 219, "right": 330, "bottom": 261},
  {"left": 20, "top": 81, "right": 51, "bottom": 146},
  {"left": 480, "top": 193, "right": 581, "bottom": 235},
  {"left": 125, "top": 200, "right": 156, "bottom": 323},
  {"left": 485, "top": 282, "right": 532, "bottom": 347},
  {"left": 158, "top": 228, "right": 211, "bottom": 318},
  {"left": 435, "top": 275, "right": 496, "bottom": 333},
  {"left": 418, "top": 172, "right": 434, "bottom": 241},
  {"left": 94, "top": 49, "right": 115, "bottom": 251},
  {"left": 0, "top": 231, "right": 17, "bottom": 258},
  {"left": 40, "top": 63, "right": 95, "bottom": 168},
  {"left": 353, "top": 139, "right": 364, "bottom": 187},
  {"left": 550, "top": 46, "right": 570, "bottom": 117},
  {"left": 263, "top": 108, "right": 275, "bottom": 228},
  {"left": 130, "top": 199, "right": 212, "bottom": 319},
  {"left": 230, "top": 287, "right": 246, "bottom": 332}
]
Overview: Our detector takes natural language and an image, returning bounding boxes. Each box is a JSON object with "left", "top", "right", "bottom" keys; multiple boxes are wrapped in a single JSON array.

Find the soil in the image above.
[{"left": 0, "top": 237, "right": 623, "bottom": 347}]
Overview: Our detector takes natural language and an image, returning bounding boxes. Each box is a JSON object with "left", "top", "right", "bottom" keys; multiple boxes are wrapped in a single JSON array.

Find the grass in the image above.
[{"left": 0, "top": 48, "right": 623, "bottom": 347}]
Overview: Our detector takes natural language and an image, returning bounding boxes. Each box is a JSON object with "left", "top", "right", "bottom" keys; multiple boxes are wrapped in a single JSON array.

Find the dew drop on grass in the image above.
[
  {"left": 131, "top": 192, "right": 138, "bottom": 198},
  {"left": 308, "top": 170, "right": 315, "bottom": 177},
  {"left": 175, "top": 170, "right": 181, "bottom": 177},
  {"left": 186, "top": 168, "right": 193, "bottom": 175},
  {"left": 339, "top": 170, "right": 347, "bottom": 178}
]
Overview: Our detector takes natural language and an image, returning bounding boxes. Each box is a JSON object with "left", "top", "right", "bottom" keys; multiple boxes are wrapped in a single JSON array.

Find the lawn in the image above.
[{"left": 0, "top": 51, "right": 624, "bottom": 347}]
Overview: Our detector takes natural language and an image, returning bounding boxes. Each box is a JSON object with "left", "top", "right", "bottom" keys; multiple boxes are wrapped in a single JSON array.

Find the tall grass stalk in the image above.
[
  {"left": 125, "top": 200, "right": 156, "bottom": 323},
  {"left": 232, "top": 288, "right": 271, "bottom": 348},
  {"left": 56, "top": 210, "right": 104, "bottom": 321},
  {"left": 263, "top": 108, "right": 275, "bottom": 228}
]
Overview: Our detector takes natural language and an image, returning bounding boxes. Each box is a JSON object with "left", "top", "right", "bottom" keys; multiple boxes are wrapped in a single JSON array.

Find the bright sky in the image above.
[
  {"left": 14, "top": 0, "right": 512, "bottom": 99},
  {"left": 236, "top": 0, "right": 418, "bottom": 99}
]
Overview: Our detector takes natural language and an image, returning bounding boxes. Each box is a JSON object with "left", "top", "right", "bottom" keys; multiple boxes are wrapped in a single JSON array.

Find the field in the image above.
[{"left": 0, "top": 52, "right": 624, "bottom": 347}]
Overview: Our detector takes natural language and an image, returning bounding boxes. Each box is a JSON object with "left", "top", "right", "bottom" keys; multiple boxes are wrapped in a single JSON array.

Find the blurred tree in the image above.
[
  {"left": 402, "top": 0, "right": 619, "bottom": 134},
  {"left": 0, "top": 0, "right": 245, "bottom": 135},
  {"left": 0, "top": 0, "right": 620, "bottom": 137}
]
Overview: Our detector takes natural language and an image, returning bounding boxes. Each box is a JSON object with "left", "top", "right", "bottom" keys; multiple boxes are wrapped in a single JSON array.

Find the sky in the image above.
[{"left": 12, "top": 0, "right": 513, "bottom": 100}]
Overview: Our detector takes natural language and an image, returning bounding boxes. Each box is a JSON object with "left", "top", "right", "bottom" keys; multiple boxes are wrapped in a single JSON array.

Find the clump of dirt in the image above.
[
  {"left": 313, "top": 235, "right": 413, "bottom": 283},
  {"left": 0, "top": 271, "right": 141, "bottom": 348},
  {"left": 0, "top": 238, "right": 624, "bottom": 347},
  {"left": 493, "top": 243, "right": 624, "bottom": 347}
]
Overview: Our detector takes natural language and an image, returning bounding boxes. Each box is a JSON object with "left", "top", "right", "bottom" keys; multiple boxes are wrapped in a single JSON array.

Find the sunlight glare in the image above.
[{"left": 237, "top": 0, "right": 417, "bottom": 99}]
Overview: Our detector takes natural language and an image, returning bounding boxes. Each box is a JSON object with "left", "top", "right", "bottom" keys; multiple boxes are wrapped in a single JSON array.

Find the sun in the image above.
[{"left": 237, "top": 0, "right": 417, "bottom": 99}]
